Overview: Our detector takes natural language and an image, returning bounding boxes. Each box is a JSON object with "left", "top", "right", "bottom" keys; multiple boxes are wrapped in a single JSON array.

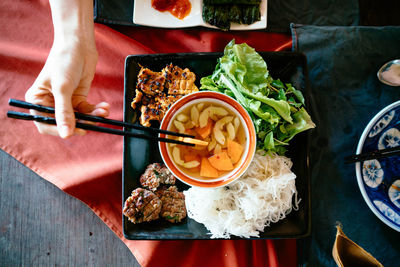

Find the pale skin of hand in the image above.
[{"left": 25, "top": 0, "right": 109, "bottom": 138}]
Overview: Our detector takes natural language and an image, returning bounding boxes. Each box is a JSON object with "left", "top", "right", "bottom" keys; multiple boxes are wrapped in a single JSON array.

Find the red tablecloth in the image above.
[{"left": 0, "top": 1, "right": 296, "bottom": 266}]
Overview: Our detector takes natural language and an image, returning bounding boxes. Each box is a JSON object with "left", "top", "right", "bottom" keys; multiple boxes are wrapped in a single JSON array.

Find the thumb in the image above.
[{"left": 53, "top": 84, "right": 75, "bottom": 139}]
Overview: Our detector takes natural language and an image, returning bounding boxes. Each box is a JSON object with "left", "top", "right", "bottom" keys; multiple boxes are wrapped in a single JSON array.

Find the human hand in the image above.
[
  {"left": 25, "top": 0, "right": 109, "bottom": 139},
  {"left": 25, "top": 39, "right": 109, "bottom": 138}
]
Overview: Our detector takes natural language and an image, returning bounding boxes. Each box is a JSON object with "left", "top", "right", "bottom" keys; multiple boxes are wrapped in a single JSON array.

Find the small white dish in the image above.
[{"left": 133, "top": 0, "right": 267, "bottom": 30}]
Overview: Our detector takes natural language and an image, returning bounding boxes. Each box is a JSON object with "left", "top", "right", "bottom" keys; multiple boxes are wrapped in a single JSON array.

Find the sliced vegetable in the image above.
[
  {"left": 177, "top": 114, "right": 189, "bottom": 122},
  {"left": 185, "top": 121, "right": 196, "bottom": 129},
  {"left": 226, "top": 122, "right": 235, "bottom": 140},
  {"left": 173, "top": 147, "right": 200, "bottom": 169},
  {"left": 182, "top": 161, "right": 200, "bottom": 169},
  {"left": 172, "top": 147, "right": 185, "bottom": 165},
  {"left": 200, "top": 157, "right": 219, "bottom": 178},
  {"left": 174, "top": 120, "right": 186, "bottom": 134},
  {"left": 195, "top": 118, "right": 213, "bottom": 139},
  {"left": 208, "top": 135, "right": 217, "bottom": 151},
  {"left": 197, "top": 103, "right": 205, "bottom": 112},
  {"left": 213, "top": 116, "right": 233, "bottom": 145},
  {"left": 233, "top": 117, "right": 240, "bottom": 133},
  {"left": 199, "top": 106, "right": 228, "bottom": 127},
  {"left": 208, "top": 151, "right": 234, "bottom": 171},
  {"left": 191, "top": 106, "right": 200, "bottom": 126},
  {"left": 214, "top": 143, "right": 222, "bottom": 154},
  {"left": 227, "top": 140, "right": 243, "bottom": 164}
]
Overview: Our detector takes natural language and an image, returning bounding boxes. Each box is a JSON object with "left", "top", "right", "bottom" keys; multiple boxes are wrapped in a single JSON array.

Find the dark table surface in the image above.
[
  {"left": 0, "top": 149, "right": 140, "bottom": 266},
  {"left": 1, "top": 1, "right": 399, "bottom": 266},
  {"left": 292, "top": 24, "right": 400, "bottom": 266}
]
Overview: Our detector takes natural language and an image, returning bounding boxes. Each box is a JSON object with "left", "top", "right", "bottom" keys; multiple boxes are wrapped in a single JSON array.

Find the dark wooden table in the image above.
[{"left": 0, "top": 149, "right": 140, "bottom": 266}]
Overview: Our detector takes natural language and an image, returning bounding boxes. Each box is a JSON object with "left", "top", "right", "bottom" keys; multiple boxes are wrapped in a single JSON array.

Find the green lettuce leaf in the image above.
[
  {"left": 199, "top": 39, "right": 315, "bottom": 154},
  {"left": 264, "top": 132, "right": 275, "bottom": 150},
  {"left": 248, "top": 100, "right": 280, "bottom": 126},
  {"left": 286, "top": 83, "right": 305, "bottom": 105},
  {"left": 282, "top": 107, "right": 315, "bottom": 142},
  {"left": 241, "top": 90, "right": 292, "bottom": 123},
  {"left": 221, "top": 40, "right": 269, "bottom": 94},
  {"left": 199, "top": 76, "right": 221, "bottom": 92}
]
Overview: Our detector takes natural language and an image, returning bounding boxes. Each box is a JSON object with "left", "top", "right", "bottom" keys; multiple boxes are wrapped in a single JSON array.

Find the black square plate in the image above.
[{"left": 123, "top": 52, "right": 311, "bottom": 240}]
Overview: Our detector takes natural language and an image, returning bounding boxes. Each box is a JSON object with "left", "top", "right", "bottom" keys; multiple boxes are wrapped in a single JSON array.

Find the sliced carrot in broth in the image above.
[
  {"left": 227, "top": 140, "right": 244, "bottom": 164},
  {"left": 208, "top": 151, "right": 234, "bottom": 171},
  {"left": 200, "top": 157, "right": 219, "bottom": 178},
  {"left": 195, "top": 119, "right": 213, "bottom": 139}
]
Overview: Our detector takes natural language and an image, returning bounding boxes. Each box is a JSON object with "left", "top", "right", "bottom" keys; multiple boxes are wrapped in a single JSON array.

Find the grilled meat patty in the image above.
[
  {"left": 156, "top": 186, "right": 187, "bottom": 223},
  {"left": 123, "top": 188, "right": 162, "bottom": 224},
  {"left": 139, "top": 100, "right": 165, "bottom": 127},
  {"left": 131, "top": 64, "right": 199, "bottom": 127},
  {"left": 136, "top": 67, "right": 165, "bottom": 96},
  {"left": 140, "top": 163, "right": 176, "bottom": 191},
  {"left": 162, "top": 63, "right": 199, "bottom": 95},
  {"left": 131, "top": 89, "right": 143, "bottom": 110}
]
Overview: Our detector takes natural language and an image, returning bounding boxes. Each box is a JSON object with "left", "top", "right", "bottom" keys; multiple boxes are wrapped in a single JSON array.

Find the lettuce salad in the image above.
[{"left": 200, "top": 40, "right": 315, "bottom": 154}]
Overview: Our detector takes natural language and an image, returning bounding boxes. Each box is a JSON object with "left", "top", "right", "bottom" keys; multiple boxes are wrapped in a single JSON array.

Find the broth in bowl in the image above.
[
  {"left": 168, "top": 100, "right": 247, "bottom": 181},
  {"left": 159, "top": 91, "right": 256, "bottom": 188}
]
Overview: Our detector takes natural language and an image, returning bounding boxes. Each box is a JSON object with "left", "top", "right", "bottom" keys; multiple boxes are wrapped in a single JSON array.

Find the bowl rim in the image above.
[
  {"left": 166, "top": 97, "right": 250, "bottom": 183},
  {"left": 355, "top": 100, "right": 400, "bottom": 232},
  {"left": 159, "top": 91, "right": 256, "bottom": 188}
]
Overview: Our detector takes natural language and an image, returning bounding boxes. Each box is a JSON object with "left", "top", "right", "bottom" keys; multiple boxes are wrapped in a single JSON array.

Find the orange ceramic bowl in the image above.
[{"left": 159, "top": 91, "right": 256, "bottom": 188}]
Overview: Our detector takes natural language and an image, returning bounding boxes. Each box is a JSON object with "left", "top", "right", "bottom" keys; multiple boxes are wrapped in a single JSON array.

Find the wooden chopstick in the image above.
[
  {"left": 6, "top": 111, "right": 195, "bottom": 146},
  {"left": 8, "top": 99, "right": 194, "bottom": 138},
  {"left": 177, "top": 137, "right": 209, "bottom": 146},
  {"left": 344, "top": 146, "right": 400, "bottom": 164}
]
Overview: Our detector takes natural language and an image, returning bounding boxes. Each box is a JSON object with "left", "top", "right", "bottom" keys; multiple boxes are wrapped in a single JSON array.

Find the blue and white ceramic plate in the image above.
[{"left": 356, "top": 101, "right": 400, "bottom": 232}]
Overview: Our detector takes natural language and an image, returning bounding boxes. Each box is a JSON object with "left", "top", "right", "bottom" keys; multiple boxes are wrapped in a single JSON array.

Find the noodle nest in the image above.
[{"left": 184, "top": 151, "right": 299, "bottom": 238}]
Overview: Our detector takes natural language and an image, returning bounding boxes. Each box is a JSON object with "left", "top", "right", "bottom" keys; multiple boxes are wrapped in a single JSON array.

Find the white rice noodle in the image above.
[{"left": 184, "top": 151, "right": 300, "bottom": 239}]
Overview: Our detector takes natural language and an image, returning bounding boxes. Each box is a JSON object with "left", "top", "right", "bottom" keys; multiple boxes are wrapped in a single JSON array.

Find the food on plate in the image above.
[
  {"left": 199, "top": 156, "right": 219, "bottom": 178},
  {"left": 202, "top": 0, "right": 261, "bottom": 30},
  {"left": 131, "top": 64, "right": 199, "bottom": 126},
  {"left": 180, "top": 41, "right": 314, "bottom": 238},
  {"left": 227, "top": 139, "right": 244, "bottom": 164},
  {"left": 167, "top": 101, "right": 246, "bottom": 179},
  {"left": 208, "top": 151, "right": 234, "bottom": 171},
  {"left": 125, "top": 41, "right": 313, "bottom": 237},
  {"left": 123, "top": 163, "right": 187, "bottom": 224},
  {"left": 164, "top": 63, "right": 198, "bottom": 95},
  {"left": 135, "top": 67, "right": 165, "bottom": 96},
  {"left": 200, "top": 40, "right": 315, "bottom": 154},
  {"left": 184, "top": 151, "right": 298, "bottom": 238},
  {"left": 123, "top": 188, "right": 162, "bottom": 224},
  {"left": 156, "top": 186, "right": 187, "bottom": 223},
  {"left": 140, "top": 163, "right": 176, "bottom": 191},
  {"left": 151, "top": 0, "right": 192, "bottom": 20}
]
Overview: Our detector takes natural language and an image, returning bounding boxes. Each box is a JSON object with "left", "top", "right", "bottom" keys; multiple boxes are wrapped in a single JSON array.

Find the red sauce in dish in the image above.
[{"left": 151, "top": 0, "right": 191, "bottom": 20}]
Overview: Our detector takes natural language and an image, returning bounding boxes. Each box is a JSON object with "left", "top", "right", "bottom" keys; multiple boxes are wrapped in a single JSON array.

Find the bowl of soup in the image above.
[{"left": 159, "top": 91, "right": 256, "bottom": 188}]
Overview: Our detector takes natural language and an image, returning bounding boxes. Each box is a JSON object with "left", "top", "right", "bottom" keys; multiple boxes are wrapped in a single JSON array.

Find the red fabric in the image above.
[{"left": 0, "top": 1, "right": 296, "bottom": 266}]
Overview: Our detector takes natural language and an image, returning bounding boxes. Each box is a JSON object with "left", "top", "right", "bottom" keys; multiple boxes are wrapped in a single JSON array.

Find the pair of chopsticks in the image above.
[
  {"left": 344, "top": 146, "right": 400, "bottom": 164},
  {"left": 7, "top": 99, "right": 197, "bottom": 146}
]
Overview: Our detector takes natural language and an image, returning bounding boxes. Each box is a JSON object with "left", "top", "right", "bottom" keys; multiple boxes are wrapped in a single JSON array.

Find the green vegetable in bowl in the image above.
[{"left": 200, "top": 40, "right": 315, "bottom": 154}]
